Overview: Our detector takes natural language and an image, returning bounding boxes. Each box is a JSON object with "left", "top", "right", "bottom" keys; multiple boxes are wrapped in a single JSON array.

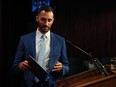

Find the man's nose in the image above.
[{"left": 45, "top": 20, "right": 49, "bottom": 26}]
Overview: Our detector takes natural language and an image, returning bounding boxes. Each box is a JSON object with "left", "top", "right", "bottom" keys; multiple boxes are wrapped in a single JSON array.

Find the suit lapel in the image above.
[
  {"left": 30, "top": 32, "right": 36, "bottom": 59},
  {"left": 49, "top": 32, "right": 59, "bottom": 69}
]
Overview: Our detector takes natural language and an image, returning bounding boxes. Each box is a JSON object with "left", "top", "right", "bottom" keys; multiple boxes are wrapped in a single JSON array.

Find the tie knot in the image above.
[{"left": 41, "top": 35, "right": 47, "bottom": 41}]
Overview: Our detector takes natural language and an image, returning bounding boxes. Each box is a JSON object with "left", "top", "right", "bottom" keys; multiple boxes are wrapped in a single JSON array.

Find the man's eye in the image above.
[
  {"left": 48, "top": 19, "right": 52, "bottom": 22},
  {"left": 41, "top": 18, "right": 52, "bottom": 22},
  {"left": 41, "top": 18, "right": 46, "bottom": 21}
]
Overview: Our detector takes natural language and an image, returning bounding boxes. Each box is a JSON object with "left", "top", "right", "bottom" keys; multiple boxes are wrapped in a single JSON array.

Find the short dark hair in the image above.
[{"left": 35, "top": 5, "right": 54, "bottom": 16}]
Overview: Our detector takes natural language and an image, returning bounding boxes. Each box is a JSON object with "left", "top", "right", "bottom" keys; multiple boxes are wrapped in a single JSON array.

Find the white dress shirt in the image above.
[{"left": 36, "top": 29, "right": 50, "bottom": 71}]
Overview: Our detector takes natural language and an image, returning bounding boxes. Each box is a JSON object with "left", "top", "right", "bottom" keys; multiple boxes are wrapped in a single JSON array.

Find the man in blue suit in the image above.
[{"left": 12, "top": 5, "right": 69, "bottom": 87}]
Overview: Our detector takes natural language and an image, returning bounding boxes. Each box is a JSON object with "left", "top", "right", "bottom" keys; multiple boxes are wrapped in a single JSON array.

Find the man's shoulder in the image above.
[
  {"left": 51, "top": 32, "right": 64, "bottom": 40},
  {"left": 19, "top": 31, "right": 36, "bottom": 41},
  {"left": 21, "top": 31, "right": 36, "bottom": 38}
]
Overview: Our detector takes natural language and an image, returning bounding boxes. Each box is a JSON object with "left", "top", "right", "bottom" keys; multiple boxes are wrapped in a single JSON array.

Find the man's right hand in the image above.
[{"left": 18, "top": 60, "right": 29, "bottom": 70}]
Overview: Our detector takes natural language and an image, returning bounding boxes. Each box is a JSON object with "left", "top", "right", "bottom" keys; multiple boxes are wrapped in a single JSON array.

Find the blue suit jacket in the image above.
[{"left": 13, "top": 31, "right": 69, "bottom": 87}]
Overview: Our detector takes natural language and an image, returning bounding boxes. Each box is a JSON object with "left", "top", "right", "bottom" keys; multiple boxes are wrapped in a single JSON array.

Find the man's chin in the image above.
[
  {"left": 43, "top": 28, "right": 49, "bottom": 32},
  {"left": 41, "top": 29, "right": 49, "bottom": 33}
]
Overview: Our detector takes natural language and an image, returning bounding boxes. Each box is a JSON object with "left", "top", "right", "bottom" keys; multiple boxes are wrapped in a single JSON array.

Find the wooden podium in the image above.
[{"left": 56, "top": 65, "right": 116, "bottom": 87}]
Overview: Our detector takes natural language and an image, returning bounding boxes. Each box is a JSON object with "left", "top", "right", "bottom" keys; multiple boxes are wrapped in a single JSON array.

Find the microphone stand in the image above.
[{"left": 66, "top": 40, "right": 108, "bottom": 76}]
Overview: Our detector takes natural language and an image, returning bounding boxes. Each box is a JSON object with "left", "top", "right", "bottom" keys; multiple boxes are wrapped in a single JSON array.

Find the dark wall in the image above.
[
  {"left": 0, "top": 0, "right": 2, "bottom": 86},
  {"left": 1, "top": 0, "right": 33, "bottom": 87},
  {"left": 54, "top": 0, "right": 116, "bottom": 57}
]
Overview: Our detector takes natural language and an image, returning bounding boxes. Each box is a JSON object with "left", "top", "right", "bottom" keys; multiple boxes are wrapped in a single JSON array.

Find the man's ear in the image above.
[{"left": 36, "top": 16, "right": 38, "bottom": 22}]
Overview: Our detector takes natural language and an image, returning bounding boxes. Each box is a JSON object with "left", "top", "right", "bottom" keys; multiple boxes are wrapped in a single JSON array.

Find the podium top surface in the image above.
[{"left": 56, "top": 65, "right": 116, "bottom": 87}]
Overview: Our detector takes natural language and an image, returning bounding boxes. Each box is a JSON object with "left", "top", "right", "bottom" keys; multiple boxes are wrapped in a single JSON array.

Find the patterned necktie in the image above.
[
  {"left": 37, "top": 35, "right": 47, "bottom": 68},
  {"left": 35, "top": 35, "right": 47, "bottom": 82}
]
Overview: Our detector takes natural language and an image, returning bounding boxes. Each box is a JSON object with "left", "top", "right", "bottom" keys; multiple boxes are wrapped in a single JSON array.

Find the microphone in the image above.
[{"left": 66, "top": 40, "right": 108, "bottom": 76}]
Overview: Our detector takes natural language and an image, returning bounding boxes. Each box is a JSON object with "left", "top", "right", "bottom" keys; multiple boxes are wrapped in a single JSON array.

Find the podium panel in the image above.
[{"left": 56, "top": 65, "right": 116, "bottom": 87}]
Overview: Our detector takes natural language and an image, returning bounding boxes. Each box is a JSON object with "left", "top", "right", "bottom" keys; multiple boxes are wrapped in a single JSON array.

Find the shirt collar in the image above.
[{"left": 36, "top": 28, "right": 50, "bottom": 39}]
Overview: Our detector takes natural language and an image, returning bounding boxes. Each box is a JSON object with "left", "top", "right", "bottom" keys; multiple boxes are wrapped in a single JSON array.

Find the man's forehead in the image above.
[
  {"left": 38, "top": 10, "right": 54, "bottom": 17},
  {"left": 41, "top": 10, "right": 46, "bottom": 13}
]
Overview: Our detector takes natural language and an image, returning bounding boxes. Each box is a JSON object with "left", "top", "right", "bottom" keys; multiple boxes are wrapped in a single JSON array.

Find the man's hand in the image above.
[
  {"left": 52, "top": 61, "right": 63, "bottom": 72},
  {"left": 18, "top": 60, "right": 29, "bottom": 71}
]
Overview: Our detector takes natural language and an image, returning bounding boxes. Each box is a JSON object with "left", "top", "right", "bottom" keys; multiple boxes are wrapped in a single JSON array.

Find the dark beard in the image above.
[{"left": 39, "top": 25, "right": 50, "bottom": 34}]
